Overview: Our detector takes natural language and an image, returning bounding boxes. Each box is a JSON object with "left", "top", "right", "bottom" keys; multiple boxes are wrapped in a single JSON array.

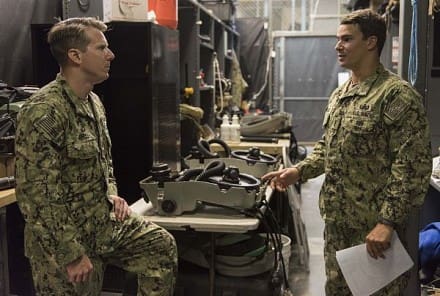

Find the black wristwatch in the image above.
[{"left": 378, "top": 217, "right": 396, "bottom": 229}]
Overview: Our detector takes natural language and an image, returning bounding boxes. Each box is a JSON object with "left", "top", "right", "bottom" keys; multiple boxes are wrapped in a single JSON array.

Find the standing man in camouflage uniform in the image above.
[
  {"left": 263, "top": 9, "right": 431, "bottom": 295},
  {"left": 15, "top": 17, "right": 177, "bottom": 295}
]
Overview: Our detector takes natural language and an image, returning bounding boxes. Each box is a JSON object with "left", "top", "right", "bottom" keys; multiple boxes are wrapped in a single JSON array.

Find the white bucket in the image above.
[
  {"left": 213, "top": 233, "right": 292, "bottom": 277},
  {"left": 262, "top": 233, "right": 292, "bottom": 273}
]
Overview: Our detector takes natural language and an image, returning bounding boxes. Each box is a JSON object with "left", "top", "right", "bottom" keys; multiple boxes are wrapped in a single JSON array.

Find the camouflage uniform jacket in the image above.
[
  {"left": 296, "top": 64, "right": 431, "bottom": 229},
  {"left": 15, "top": 74, "right": 118, "bottom": 266}
]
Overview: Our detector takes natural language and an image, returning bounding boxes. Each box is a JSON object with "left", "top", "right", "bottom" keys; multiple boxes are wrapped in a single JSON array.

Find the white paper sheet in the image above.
[{"left": 335, "top": 231, "right": 413, "bottom": 296}]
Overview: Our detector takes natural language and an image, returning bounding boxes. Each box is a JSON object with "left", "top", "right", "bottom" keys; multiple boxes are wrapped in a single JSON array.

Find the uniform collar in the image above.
[
  {"left": 338, "top": 63, "right": 386, "bottom": 100},
  {"left": 56, "top": 73, "right": 95, "bottom": 119}
]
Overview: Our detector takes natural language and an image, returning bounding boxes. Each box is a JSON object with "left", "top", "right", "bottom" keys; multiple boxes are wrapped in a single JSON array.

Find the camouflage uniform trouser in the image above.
[
  {"left": 28, "top": 214, "right": 177, "bottom": 296},
  {"left": 323, "top": 222, "right": 409, "bottom": 296}
]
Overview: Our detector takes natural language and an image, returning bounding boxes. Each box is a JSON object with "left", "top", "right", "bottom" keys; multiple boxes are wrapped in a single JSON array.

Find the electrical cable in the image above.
[
  {"left": 255, "top": 200, "right": 291, "bottom": 291},
  {"left": 264, "top": 204, "right": 290, "bottom": 289},
  {"left": 255, "top": 208, "right": 281, "bottom": 269},
  {"left": 193, "top": 189, "right": 291, "bottom": 291},
  {"left": 408, "top": 0, "right": 418, "bottom": 86},
  {"left": 251, "top": 49, "right": 272, "bottom": 105},
  {"left": 213, "top": 53, "right": 224, "bottom": 114},
  {"left": 426, "top": 276, "right": 440, "bottom": 287}
]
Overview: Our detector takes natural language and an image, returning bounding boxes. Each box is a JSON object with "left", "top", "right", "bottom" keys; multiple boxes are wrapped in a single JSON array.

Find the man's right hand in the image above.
[
  {"left": 66, "top": 254, "right": 93, "bottom": 283},
  {"left": 261, "top": 167, "right": 300, "bottom": 191}
]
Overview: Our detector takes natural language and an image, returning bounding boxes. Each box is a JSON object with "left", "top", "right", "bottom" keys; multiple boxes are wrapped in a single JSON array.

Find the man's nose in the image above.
[{"left": 107, "top": 49, "right": 115, "bottom": 60}]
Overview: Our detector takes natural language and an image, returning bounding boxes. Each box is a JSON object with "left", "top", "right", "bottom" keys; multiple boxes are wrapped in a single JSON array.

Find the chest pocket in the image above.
[
  {"left": 341, "top": 115, "right": 377, "bottom": 157},
  {"left": 64, "top": 137, "right": 100, "bottom": 184},
  {"left": 66, "top": 137, "right": 99, "bottom": 160},
  {"left": 343, "top": 115, "right": 376, "bottom": 134}
]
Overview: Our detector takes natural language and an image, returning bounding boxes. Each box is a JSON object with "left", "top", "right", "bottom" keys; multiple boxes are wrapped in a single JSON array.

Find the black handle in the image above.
[{"left": 0, "top": 176, "right": 15, "bottom": 190}]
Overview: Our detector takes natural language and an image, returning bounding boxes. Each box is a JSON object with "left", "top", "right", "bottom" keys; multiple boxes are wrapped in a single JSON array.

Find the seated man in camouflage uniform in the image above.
[
  {"left": 262, "top": 9, "right": 432, "bottom": 296},
  {"left": 15, "top": 17, "right": 177, "bottom": 295}
]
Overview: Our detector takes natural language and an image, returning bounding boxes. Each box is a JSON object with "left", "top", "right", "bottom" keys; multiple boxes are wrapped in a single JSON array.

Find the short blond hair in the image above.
[{"left": 47, "top": 17, "right": 107, "bottom": 66}]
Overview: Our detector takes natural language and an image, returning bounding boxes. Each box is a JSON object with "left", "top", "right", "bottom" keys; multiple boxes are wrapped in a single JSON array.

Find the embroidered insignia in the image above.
[
  {"left": 359, "top": 104, "right": 371, "bottom": 111},
  {"left": 34, "top": 113, "right": 62, "bottom": 141},
  {"left": 384, "top": 97, "right": 410, "bottom": 122}
]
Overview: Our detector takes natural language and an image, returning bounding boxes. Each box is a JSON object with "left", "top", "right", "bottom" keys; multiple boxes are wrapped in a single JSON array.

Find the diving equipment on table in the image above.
[
  {"left": 240, "top": 112, "right": 292, "bottom": 136},
  {"left": 184, "top": 138, "right": 279, "bottom": 178},
  {"left": 139, "top": 161, "right": 264, "bottom": 216}
]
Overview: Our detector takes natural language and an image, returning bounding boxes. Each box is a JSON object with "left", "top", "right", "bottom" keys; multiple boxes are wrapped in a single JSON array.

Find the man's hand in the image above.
[
  {"left": 110, "top": 195, "right": 131, "bottom": 221},
  {"left": 261, "top": 167, "right": 300, "bottom": 191},
  {"left": 66, "top": 254, "right": 93, "bottom": 283},
  {"left": 365, "top": 223, "right": 394, "bottom": 259}
]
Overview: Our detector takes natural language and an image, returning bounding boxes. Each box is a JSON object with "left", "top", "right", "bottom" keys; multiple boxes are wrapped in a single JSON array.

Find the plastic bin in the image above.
[{"left": 148, "top": 0, "right": 178, "bottom": 29}]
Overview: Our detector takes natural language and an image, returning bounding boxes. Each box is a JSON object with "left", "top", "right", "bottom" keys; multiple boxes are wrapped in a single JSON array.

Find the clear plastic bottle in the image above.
[
  {"left": 230, "top": 114, "right": 241, "bottom": 143},
  {"left": 220, "top": 114, "right": 230, "bottom": 141}
]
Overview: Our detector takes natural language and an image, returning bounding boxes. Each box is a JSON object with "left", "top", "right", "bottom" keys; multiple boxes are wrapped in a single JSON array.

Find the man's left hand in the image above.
[
  {"left": 110, "top": 195, "right": 131, "bottom": 221},
  {"left": 365, "top": 223, "right": 394, "bottom": 259}
]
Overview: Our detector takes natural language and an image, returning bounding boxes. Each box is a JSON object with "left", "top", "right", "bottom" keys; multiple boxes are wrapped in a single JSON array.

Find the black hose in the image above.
[
  {"left": 195, "top": 160, "right": 225, "bottom": 181},
  {"left": 197, "top": 139, "right": 218, "bottom": 158},
  {"left": 176, "top": 168, "right": 204, "bottom": 181},
  {"left": 208, "top": 138, "right": 231, "bottom": 157}
]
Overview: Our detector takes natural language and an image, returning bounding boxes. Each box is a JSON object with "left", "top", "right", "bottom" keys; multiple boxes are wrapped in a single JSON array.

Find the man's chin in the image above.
[
  {"left": 93, "top": 77, "right": 109, "bottom": 86},
  {"left": 339, "top": 62, "right": 351, "bottom": 70}
]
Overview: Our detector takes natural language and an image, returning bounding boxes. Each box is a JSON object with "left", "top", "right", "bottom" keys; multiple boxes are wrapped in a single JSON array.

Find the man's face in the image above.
[
  {"left": 80, "top": 27, "right": 115, "bottom": 84},
  {"left": 335, "top": 24, "right": 370, "bottom": 71}
]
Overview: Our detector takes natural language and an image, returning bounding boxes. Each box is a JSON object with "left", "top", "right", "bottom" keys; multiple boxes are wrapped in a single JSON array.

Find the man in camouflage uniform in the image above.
[
  {"left": 15, "top": 18, "right": 177, "bottom": 295},
  {"left": 263, "top": 9, "right": 432, "bottom": 295}
]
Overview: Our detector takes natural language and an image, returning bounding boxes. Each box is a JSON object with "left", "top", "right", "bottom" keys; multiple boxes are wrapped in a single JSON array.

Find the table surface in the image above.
[
  {"left": 210, "top": 139, "right": 290, "bottom": 156},
  {"left": 130, "top": 185, "right": 275, "bottom": 233},
  {"left": 0, "top": 188, "right": 15, "bottom": 208}
]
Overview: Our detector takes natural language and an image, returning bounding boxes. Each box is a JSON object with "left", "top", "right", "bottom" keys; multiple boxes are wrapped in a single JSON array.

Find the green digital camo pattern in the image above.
[
  {"left": 15, "top": 74, "right": 177, "bottom": 295},
  {"left": 324, "top": 223, "right": 408, "bottom": 296},
  {"left": 295, "top": 64, "right": 431, "bottom": 294}
]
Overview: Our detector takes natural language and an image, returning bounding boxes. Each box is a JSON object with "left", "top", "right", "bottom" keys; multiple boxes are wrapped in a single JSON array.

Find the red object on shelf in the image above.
[{"left": 148, "top": 0, "right": 178, "bottom": 29}]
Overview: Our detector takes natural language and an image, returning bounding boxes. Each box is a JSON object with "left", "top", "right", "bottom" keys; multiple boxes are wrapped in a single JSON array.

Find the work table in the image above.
[
  {"left": 0, "top": 188, "right": 15, "bottom": 208},
  {"left": 210, "top": 139, "right": 290, "bottom": 156}
]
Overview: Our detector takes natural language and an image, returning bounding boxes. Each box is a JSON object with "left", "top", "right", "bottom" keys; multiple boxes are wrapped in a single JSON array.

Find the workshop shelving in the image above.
[
  {"left": 178, "top": 0, "right": 238, "bottom": 105},
  {"left": 178, "top": 0, "right": 239, "bottom": 155}
]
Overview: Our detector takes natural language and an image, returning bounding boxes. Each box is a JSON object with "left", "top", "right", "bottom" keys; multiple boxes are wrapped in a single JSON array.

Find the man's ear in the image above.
[
  {"left": 67, "top": 48, "right": 82, "bottom": 65},
  {"left": 367, "top": 35, "right": 378, "bottom": 51}
]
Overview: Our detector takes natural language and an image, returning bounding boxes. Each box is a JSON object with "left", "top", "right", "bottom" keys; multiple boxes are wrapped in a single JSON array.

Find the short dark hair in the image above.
[
  {"left": 47, "top": 17, "right": 107, "bottom": 66},
  {"left": 340, "top": 9, "right": 387, "bottom": 56}
]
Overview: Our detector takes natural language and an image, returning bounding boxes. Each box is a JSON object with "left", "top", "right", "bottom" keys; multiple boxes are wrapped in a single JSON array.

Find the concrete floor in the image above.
[{"left": 288, "top": 174, "right": 326, "bottom": 296}]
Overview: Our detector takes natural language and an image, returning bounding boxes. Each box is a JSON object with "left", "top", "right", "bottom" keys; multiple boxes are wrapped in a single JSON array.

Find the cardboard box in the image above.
[
  {"left": 0, "top": 156, "right": 15, "bottom": 178},
  {"left": 63, "top": 0, "right": 148, "bottom": 23}
]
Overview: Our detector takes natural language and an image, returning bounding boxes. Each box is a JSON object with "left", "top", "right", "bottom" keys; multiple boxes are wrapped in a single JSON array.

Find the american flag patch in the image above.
[
  {"left": 34, "top": 114, "right": 61, "bottom": 140},
  {"left": 384, "top": 97, "right": 410, "bottom": 122}
]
